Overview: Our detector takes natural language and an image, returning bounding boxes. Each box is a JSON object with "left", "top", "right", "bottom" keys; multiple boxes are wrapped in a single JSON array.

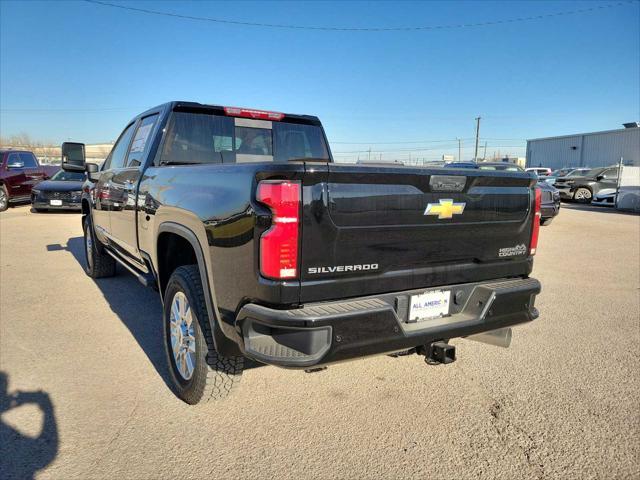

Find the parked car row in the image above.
[
  {"left": 521, "top": 165, "right": 625, "bottom": 206},
  {"left": 0, "top": 149, "right": 88, "bottom": 212},
  {"left": 443, "top": 161, "right": 561, "bottom": 225},
  {"left": 0, "top": 149, "right": 60, "bottom": 211}
]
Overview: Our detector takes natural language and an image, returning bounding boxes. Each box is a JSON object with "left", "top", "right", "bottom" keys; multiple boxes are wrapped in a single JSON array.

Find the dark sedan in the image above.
[{"left": 31, "top": 170, "right": 85, "bottom": 212}]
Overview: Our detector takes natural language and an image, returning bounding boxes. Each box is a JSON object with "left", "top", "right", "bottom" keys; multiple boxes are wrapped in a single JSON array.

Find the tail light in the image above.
[
  {"left": 256, "top": 180, "right": 301, "bottom": 279},
  {"left": 224, "top": 106, "right": 284, "bottom": 121},
  {"left": 530, "top": 187, "right": 542, "bottom": 255}
]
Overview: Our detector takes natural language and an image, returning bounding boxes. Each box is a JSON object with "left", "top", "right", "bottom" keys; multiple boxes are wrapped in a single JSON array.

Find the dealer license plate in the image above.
[
  {"left": 49, "top": 199, "right": 63, "bottom": 206},
  {"left": 409, "top": 289, "right": 451, "bottom": 322}
]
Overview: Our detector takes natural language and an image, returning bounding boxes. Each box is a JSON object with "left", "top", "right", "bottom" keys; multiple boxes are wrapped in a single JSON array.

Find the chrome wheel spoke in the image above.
[
  {"left": 178, "top": 296, "right": 186, "bottom": 317},
  {"left": 172, "top": 300, "right": 180, "bottom": 322},
  {"left": 185, "top": 352, "right": 195, "bottom": 375},
  {"left": 186, "top": 335, "right": 196, "bottom": 352},
  {"left": 169, "top": 292, "right": 195, "bottom": 380}
]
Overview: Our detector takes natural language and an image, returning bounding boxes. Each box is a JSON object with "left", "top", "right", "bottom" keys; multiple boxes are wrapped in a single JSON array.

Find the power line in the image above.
[
  {"left": 330, "top": 137, "right": 527, "bottom": 145},
  {"left": 331, "top": 138, "right": 473, "bottom": 145},
  {"left": 82, "top": 0, "right": 635, "bottom": 32}
]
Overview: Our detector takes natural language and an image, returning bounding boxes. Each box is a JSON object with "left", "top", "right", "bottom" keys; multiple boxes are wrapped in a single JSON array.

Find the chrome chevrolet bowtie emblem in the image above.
[{"left": 424, "top": 199, "right": 466, "bottom": 219}]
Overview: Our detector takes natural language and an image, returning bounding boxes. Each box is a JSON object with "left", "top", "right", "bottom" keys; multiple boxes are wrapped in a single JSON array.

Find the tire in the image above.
[
  {"left": 31, "top": 207, "right": 46, "bottom": 213},
  {"left": 541, "top": 217, "right": 553, "bottom": 226},
  {"left": 83, "top": 215, "right": 116, "bottom": 278},
  {"left": 163, "top": 265, "right": 243, "bottom": 405},
  {"left": 0, "top": 185, "right": 8, "bottom": 212},
  {"left": 573, "top": 187, "right": 592, "bottom": 204}
]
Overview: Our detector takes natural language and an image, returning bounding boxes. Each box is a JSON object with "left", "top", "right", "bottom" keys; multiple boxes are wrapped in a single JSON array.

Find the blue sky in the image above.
[{"left": 1, "top": 0, "right": 638, "bottom": 161}]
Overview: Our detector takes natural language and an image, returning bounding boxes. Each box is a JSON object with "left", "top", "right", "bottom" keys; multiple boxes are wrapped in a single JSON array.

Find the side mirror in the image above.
[
  {"left": 7, "top": 160, "right": 24, "bottom": 169},
  {"left": 85, "top": 162, "right": 100, "bottom": 182},
  {"left": 61, "top": 142, "right": 86, "bottom": 172},
  {"left": 596, "top": 175, "right": 604, "bottom": 181}
]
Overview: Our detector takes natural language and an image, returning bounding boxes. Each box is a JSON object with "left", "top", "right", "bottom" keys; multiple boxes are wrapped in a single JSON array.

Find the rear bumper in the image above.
[{"left": 236, "top": 277, "right": 540, "bottom": 368}]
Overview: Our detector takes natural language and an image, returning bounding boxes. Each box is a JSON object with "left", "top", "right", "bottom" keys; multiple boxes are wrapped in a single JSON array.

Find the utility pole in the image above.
[
  {"left": 615, "top": 156, "right": 623, "bottom": 208},
  {"left": 483, "top": 141, "right": 487, "bottom": 160},
  {"left": 474, "top": 116, "right": 481, "bottom": 161},
  {"left": 457, "top": 138, "right": 462, "bottom": 161}
]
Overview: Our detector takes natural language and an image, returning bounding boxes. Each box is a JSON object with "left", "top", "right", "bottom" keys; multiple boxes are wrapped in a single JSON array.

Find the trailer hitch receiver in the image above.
[{"left": 419, "top": 341, "right": 456, "bottom": 365}]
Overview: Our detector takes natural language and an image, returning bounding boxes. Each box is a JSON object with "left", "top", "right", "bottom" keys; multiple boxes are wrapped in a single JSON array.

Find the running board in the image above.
[{"left": 104, "top": 249, "right": 156, "bottom": 288}]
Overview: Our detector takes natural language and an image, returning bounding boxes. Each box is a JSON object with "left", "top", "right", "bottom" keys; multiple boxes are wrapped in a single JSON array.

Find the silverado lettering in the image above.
[
  {"left": 62, "top": 101, "right": 542, "bottom": 405},
  {"left": 308, "top": 264, "right": 379, "bottom": 274}
]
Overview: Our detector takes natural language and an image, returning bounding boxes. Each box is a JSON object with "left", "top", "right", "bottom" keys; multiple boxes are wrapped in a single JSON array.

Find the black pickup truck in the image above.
[{"left": 61, "top": 102, "right": 542, "bottom": 405}]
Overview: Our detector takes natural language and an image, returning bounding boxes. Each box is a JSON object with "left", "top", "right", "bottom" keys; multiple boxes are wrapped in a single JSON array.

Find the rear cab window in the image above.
[{"left": 158, "top": 110, "right": 330, "bottom": 165}]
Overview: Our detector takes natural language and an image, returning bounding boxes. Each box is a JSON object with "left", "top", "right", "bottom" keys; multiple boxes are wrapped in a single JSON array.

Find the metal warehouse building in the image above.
[{"left": 526, "top": 124, "right": 640, "bottom": 170}]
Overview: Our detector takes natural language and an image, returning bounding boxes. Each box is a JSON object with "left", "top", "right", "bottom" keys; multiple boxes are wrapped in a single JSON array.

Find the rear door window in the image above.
[{"left": 126, "top": 114, "right": 158, "bottom": 167}]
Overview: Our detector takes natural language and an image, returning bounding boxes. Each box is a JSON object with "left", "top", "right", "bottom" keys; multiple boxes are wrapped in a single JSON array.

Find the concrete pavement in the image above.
[{"left": 1, "top": 204, "right": 638, "bottom": 479}]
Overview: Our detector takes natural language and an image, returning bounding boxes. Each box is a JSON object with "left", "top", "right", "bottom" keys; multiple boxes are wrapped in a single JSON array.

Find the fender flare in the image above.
[{"left": 156, "top": 222, "right": 240, "bottom": 356}]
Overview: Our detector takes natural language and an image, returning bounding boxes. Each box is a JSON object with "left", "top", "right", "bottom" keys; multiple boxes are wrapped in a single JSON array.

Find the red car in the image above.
[{"left": 0, "top": 150, "right": 59, "bottom": 211}]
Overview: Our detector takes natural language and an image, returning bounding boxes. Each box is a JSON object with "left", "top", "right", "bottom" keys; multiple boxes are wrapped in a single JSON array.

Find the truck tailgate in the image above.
[{"left": 299, "top": 163, "right": 536, "bottom": 303}]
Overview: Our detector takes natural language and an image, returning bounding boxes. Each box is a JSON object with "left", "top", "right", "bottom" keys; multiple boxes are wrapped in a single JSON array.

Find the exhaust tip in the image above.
[{"left": 466, "top": 327, "right": 512, "bottom": 348}]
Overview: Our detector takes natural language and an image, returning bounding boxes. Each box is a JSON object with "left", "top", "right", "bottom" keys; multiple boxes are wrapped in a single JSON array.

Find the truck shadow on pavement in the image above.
[
  {"left": 62, "top": 236, "right": 175, "bottom": 390},
  {"left": 53, "top": 237, "right": 262, "bottom": 394},
  {"left": 0, "top": 372, "right": 58, "bottom": 480}
]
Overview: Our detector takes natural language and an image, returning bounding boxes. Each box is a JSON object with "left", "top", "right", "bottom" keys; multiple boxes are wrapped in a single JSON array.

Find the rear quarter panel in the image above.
[{"left": 137, "top": 162, "right": 307, "bottom": 336}]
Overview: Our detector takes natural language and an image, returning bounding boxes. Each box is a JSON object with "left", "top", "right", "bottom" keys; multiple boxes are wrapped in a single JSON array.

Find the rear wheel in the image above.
[
  {"left": 83, "top": 216, "right": 116, "bottom": 278},
  {"left": 164, "top": 265, "right": 243, "bottom": 404},
  {"left": 573, "top": 187, "right": 592, "bottom": 203},
  {"left": 0, "top": 185, "right": 8, "bottom": 212}
]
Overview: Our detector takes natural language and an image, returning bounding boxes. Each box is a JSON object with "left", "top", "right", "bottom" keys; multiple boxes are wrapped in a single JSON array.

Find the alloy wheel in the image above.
[
  {"left": 85, "top": 224, "right": 94, "bottom": 270},
  {"left": 574, "top": 188, "right": 591, "bottom": 201},
  {"left": 169, "top": 291, "right": 196, "bottom": 380}
]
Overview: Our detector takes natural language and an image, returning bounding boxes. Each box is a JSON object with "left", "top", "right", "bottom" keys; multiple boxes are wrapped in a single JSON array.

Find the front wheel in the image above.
[
  {"left": 573, "top": 187, "right": 592, "bottom": 204},
  {"left": 0, "top": 185, "right": 8, "bottom": 212},
  {"left": 83, "top": 216, "right": 116, "bottom": 278},
  {"left": 164, "top": 265, "right": 243, "bottom": 405}
]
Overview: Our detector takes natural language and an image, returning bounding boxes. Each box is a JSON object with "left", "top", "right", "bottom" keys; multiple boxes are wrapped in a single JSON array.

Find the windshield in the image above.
[
  {"left": 478, "top": 164, "right": 522, "bottom": 171},
  {"left": 50, "top": 170, "right": 85, "bottom": 181},
  {"left": 160, "top": 112, "right": 330, "bottom": 164},
  {"left": 566, "top": 169, "right": 589, "bottom": 177},
  {"left": 584, "top": 168, "right": 606, "bottom": 177}
]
